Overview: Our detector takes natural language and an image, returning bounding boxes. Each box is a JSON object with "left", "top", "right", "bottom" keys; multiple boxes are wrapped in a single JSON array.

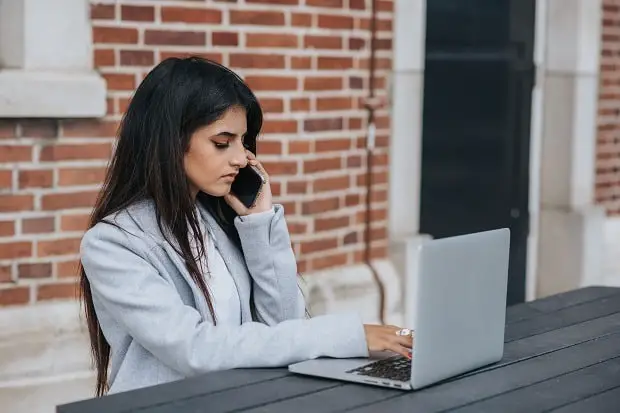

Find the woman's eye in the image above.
[{"left": 214, "top": 142, "right": 229, "bottom": 149}]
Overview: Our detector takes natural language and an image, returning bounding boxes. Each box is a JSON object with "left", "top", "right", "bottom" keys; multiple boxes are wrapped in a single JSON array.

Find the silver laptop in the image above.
[{"left": 289, "top": 228, "right": 510, "bottom": 390}]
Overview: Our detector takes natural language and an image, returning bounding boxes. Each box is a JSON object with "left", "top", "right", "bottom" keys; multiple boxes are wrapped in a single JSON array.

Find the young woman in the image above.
[{"left": 79, "top": 57, "right": 414, "bottom": 396}]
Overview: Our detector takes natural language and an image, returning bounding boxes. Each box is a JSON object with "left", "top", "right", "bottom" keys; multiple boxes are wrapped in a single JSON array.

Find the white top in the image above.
[{"left": 193, "top": 206, "right": 276, "bottom": 326}]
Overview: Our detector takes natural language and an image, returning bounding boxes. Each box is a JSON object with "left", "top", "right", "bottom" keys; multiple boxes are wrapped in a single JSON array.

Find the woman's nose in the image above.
[{"left": 230, "top": 143, "right": 248, "bottom": 168}]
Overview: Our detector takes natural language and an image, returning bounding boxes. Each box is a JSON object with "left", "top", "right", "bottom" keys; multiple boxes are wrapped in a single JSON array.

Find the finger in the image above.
[
  {"left": 394, "top": 335, "right": 414, "bottom": 349},
  {"left": 245, "top": 150, "right": 256, "bottom": 160},
  {"left": 223, "top": 193, "right": 248, "bottom": 216},
  {"left": 386, "top": 342, "right": 411, "bottom": 359}
]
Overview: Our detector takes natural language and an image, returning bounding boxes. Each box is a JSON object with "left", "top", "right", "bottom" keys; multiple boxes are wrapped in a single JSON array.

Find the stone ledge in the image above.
[{"left": 0, "top": 69, "right": 107, "bottom": 118}]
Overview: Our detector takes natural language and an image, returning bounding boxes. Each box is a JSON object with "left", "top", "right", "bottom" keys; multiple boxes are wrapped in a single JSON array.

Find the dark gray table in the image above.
[{"left": 58, "top": 286, "right": 620, "bottom": 413}]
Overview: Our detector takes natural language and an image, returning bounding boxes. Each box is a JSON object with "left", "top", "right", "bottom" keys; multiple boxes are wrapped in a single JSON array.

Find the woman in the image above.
[{"left": 79, "top": 57, "right": 413, "bottom": 396}]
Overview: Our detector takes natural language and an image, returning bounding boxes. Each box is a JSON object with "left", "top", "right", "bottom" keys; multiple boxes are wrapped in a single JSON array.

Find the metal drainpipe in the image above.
[{"left": 363, "top": 0, "right": 386, "bottom": 324}]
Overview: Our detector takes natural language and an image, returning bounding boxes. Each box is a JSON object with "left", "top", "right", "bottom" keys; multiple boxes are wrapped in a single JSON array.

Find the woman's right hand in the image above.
[{"left": 363, "top": 324, "right": 414, "bottom": 359}]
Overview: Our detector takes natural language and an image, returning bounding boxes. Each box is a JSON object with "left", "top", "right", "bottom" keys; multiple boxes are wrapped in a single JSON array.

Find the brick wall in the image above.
[
  {"left": 0, "top": 0, "right": 393, "bottom": 307},
  {"left": 597, "top": 0, "right": 620, "bottom": 214}
]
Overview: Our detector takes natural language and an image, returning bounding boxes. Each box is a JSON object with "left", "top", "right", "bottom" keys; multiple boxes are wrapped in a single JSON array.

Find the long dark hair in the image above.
[{"left": 78, "top": 57, "right": 263, "bottom": 397}]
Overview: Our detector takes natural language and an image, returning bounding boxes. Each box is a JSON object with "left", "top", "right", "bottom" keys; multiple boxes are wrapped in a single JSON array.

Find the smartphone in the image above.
[{"left": 230, "top": 164, "right": 267, "bottom": 209}]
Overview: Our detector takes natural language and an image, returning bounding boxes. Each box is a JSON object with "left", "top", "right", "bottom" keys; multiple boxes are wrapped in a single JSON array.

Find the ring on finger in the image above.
[{"left": 395, "top": 328, "right": 413, "bottom": 337}]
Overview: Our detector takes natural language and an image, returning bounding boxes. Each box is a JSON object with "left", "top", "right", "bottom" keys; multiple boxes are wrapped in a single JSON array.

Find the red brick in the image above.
[
  {"left": 0, "top": 265, "right": 11, "bottom": 283},
  {"left": 230, "top": 10, "right": 285, "bottom": 26},
  {"left": 257, "top": 98, "right": 284, "bottom": 113},
  {"left": 21, "top": 120, "right": 59, "bottom": 138},
  {"left": 316, "top": 138, "right": 351, "bottom": 152},
  {"left": 289, "top": 140, "right": 312, "bottom": 154},
  {"left": 41, "top": 191, "right": 98, "bottom": 211},
  {"left": 161, "top": 7, "right": 222, "bottom": 23},
  {"left": 37, "top": 238, "right": 81, "bottom": 257},
  {"left": 62, "top": 120, "right": 119, "bottom": 138},
  {"left": 120, "top": 50, "right": 154, "bottom": 66},
  {"left": 256, "top": 140, "right": 283, "bottom": 154},
  {"left": 0, "top": 220, "right": 14, "bottom": 237},
  {"left": 145, "top": 30, "right": 205, "bottom": 46},
  {"left": 345, "top": 194, "right": 361, "bottom": 206},
  {"left": 378, "top": 0, "right": 393, "bottom": 12},
  {"left": 57, "top": 260, "right": 80, "bottom": 278},
  {"left": 246, "top": 33, "right": 297, "bottom": 48},
  {"left": 292, "top": 13, "right": 312, "bottom": 27},
  {"left": 286, "top": 220, "right": 308, "bottom": 234},
  {"left": 262, "top": 120, "right": 298, "bottom": 134},
  {"left": 0, "top": 170, "right": 11, "bottom": 189},
  {"left": 318, "top": 56, "right": 354, "bottom": 70},
  {"left": 39, "top": 143, "right": 112, "bottom": 161},
  {"left": 311, "top": 252, "right": 348, "bottom": 270},
  {"left": 304, "top": 118, "right": 344, "bottom": 132},
  {"left": 0, "top": 287, "right": 30, "bottom": 306},
  {"left": 301, "top": 237, "right": 339, "bottom": 254},
  {"left": 245, "top": 76, "right": 297, "bottom": 91},
  {"left": 317, "top": 97, "right": 354, "bottom": 111},
  {"left": 22, "top": 217, "right": 55, "bottom": 234},
  {"left": 318, "top": 14, "right": 354, "bottom": 29},
  {"left": 93, "top": 27, "right": 138, "bottom": 44},
  {"left": 304, "top": 77, "right": 343, "bottom": 91},
  {"left": 292, "top": 56, "right": 312, "bottom": 69},
  {"left": 304, "top": 35, "right": 342, "bottom": 49},
  {"left": 91, "top": 4, "right": 115, "bottom": 19},
  {"left": 302, "top": 197, "right": 340, "bottom": 214},
  {"left": 18, "top": 169, "right": 53, "bottom": 189},
  {"left": 261, "top": 161, "right": 298, "bottom": 176},
  {"left": 0, "top": 146, "right": 32, "bottom": 162},
  {"left": 0, "top": 241, "right": 32, "bottom": 259},
  {"left": 288, "top": 180, "right": 308, "bottom": 194},
  {"left": 357, "top": 170, "right": 388, "bottom": 186},
  {"left": 307, "top": 0, "right": 343, "bottom": 7},
  {"left": 159, "top": 52, "right": 223, "bottom": 63},
  {"left": 314, "top": 175, "right": 350, "bottom": 192},
  {"left": 36, "top": 282, "right": 78, "bottom": 301},
  {"left": 0, "top": 195, "right": 34, "bottom": 212},
  {"left": 121, "top": 5, "right": 154, "bottom": 21},
  {"left": 347, "top": 155, "right": 363, "bottom": 167},
  {"left": 230, "top": 53, "right": 286, "bottom": 69},
  {"left": 60, "top": 214, "right": 91, "bottom": 232},
  {"left": 94, "top": 49, "right": 116, "bottom": 67},
  {"left": 212, "top": 31, "right": 239, "bottom": 46},
  {"left": 349, "top": 37, "right": 365, "bottom": 50},
  {"left": 344, "top": 231, "right": 358, "bottom": 244},
  {"left": 350, "top": 0, "right": 366, "bottom": 9},
  {"left": 315, "top": 215, "right": 350, "bottom": 231},
  {"left": 59, "top": 167, "right": 107, "bottom": 186},
  {"left": 304, "top": 157, "right": 342, "bottom": 173},
  {"left": 102, "top": 73, "right": 136, "bottom": 91},
  {"left": 247, "top": 0, "right": 299, "bottom": 3},
  {"left": 18, "top": 263, "right": 52, "bottom": 279}
]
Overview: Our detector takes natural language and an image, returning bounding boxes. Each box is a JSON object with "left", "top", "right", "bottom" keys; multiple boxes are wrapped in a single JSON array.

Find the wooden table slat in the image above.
[
  {"left": 57, "top": 369, "right": 290, "bottom": 413},
  {"left": 505, "top": 287, "right": 618, "bottom": 325},
  {"left": 548, "top": 385, "right": 620, "bottom": 413},
  {"left": 448, "top": 356, "right": 620, "bottom": 413},
  {"left": 241, "top": 382, "right": 395, "bottom": 413},
  {"left": 505, "top": 291, "right": 620, "bottom": 342},
  {"left": 346, "top": 332, "right": 620, "bottom": 413},
  {"left": 459, "top": 311, "right": 620, "bottom": 378},
  {"left": 134, "top": 375, "right": 340, "bottom": 413}
]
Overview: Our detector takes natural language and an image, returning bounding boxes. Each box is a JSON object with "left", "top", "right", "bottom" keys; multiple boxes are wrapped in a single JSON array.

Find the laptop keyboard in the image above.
[{"left": 346, "top": 356, "right": 411, "bottom": 382}]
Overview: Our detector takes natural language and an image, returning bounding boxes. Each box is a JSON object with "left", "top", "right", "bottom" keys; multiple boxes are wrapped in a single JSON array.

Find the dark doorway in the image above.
[{"left": 419, "top": 0, "right": 536, "bottom": 305}]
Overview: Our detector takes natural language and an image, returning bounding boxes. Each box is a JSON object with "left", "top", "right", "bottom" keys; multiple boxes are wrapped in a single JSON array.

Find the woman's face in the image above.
[{"left": 184, "top": 106, "right": 249, "bottom": 198}]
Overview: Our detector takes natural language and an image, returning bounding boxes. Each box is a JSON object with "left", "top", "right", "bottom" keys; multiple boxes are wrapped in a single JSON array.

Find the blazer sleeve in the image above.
[
  {"left": 234, "top": 204, "right": 306, "bottom": 324},
  {"left": 80, "top": 223, "right": 369, "bottom": 377}
]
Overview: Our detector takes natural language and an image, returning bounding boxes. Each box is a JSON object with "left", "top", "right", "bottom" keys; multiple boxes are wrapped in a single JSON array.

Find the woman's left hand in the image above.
[{"left": 224, "top": 151, "right": 273, "bottom": 216}]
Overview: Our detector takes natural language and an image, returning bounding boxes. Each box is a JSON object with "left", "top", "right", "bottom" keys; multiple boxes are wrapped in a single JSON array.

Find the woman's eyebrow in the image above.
[{"left": 213, "top": 131, "right": 237, "bottom": 138}]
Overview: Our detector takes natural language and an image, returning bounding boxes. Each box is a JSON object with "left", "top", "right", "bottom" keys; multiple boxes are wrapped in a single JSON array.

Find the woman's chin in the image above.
[{"left": 201, "top": 183, "right": 232, "bottom": 197}]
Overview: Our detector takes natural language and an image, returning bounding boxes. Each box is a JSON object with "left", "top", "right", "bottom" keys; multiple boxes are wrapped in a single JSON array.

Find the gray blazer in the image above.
[{"left": 80, "top": 200, "right": 368, "bottom": 394}]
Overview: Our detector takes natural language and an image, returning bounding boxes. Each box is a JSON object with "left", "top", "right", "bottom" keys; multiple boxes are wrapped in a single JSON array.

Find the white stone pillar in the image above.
[
  {"left": 0, "top": 0, "right": 106, "bottom": 118},
  {"left": 536, "top": 0, "right": 605, "bottom": 297}
]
